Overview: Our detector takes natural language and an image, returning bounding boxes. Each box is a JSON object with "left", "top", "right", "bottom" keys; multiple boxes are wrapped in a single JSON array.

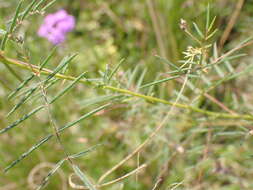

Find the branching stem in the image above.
[{"left": 0, "top": 51, "right": 253, "bottom": 121}]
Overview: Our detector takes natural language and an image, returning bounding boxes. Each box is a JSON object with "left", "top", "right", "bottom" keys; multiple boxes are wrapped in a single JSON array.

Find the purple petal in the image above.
[
  {"left": 57, "top": 16, "right": 75, "bottom": 33},
  {"left": 47, "top": 29, "right": 66, "bottom": 44},
  {"left": 37, "top": 25, "right": 48, "bottom": 37},
  {"left": 37, "top": 9, "right": 75, "bottom": 44},
  {"left": 44, "top": 14, "right": 57, "bottom": 26},
  {"left": 54, "top": 9, "right": 68, "bottom": 21}
]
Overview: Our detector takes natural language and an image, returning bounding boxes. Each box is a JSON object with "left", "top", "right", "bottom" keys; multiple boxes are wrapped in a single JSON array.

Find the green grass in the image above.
[{"left": 1, "top": 0, "right": 253, "bottom": 189}]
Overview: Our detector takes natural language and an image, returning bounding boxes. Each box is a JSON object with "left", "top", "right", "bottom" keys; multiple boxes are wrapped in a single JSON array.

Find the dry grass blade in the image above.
[{"left": 69, "top": 164, "right": 147, "bottom": 189}]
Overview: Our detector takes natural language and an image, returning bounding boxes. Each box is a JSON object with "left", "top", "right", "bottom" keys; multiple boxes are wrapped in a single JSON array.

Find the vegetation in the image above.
[{"left": 1, "top": 0, "right": 253, "bottom": 189}]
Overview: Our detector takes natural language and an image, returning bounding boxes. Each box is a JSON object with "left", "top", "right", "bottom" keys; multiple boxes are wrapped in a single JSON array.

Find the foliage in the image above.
[{"left": 1, "top": 0, "right": 253, "bottom": 189}]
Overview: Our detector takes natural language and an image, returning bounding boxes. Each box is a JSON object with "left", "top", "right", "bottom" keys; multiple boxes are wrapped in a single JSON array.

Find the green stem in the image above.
[{"left": 1, "top": 52, "right": 253, "bottom": 121}]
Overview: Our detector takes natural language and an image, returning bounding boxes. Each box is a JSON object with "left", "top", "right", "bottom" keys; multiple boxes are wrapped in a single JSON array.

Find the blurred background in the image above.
[{"left": 1, "top": 0, "right": 253, "bottom": 189}]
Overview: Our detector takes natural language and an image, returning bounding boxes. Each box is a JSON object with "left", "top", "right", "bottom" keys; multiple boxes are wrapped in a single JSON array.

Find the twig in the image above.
[
  {"left": 151, "top": 178, "right": 163, "bottom": 190},
  {"left": 219, "top": 0, "right": 245, "bottom": 49},
  {"left": 203, "top": 92, "right": 236, "bottom": 115},
  {"left": 146, "top": 0, "right": 168, "bottom": 59},
  {"left": 68, "top": 164, "right": 147, "bottom": 189}
]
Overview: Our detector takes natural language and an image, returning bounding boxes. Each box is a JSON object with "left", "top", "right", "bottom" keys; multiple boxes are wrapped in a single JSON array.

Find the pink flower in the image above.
[{"left": 38, "top": 9, "right": 75, "bottom": 45}]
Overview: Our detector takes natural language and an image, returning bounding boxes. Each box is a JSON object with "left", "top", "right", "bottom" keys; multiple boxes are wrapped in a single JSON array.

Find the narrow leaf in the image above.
[
  {"left": 21, "top": 0, "right": 37, "bottom": 20},
  {"left": 45, "top": 54, "right": 77, "bottom": 83},
  {"left": 49, "top": 72, "right": 86, "bottom": 104},
  {"left": 41, "top": 0, "right": 57, "bottom": 12},
  {"left": 0, "top": 106, "right": 43, "bottom": 134},
  {"left": 127, "top": 65, "right": 140, "bottom": 88},
  {"left": 37, "top": 159, "right": 65, "bottom": 190},
  {"left": 1, "top": 0, "right": 23, "bottom": 50},
  {"left": 8, "top": 74, "right": 35, "bottom": 100},
  {"left": 5, "top": 104, "right": 110, "bottom": 171},
  {"left": 224, "top": 61, "right": 234, "bottom": 73},
  {"left": 58, "top": 104, "right": 110, "bottom": 133},
  {"left": 33, "top": 0, "right": 47, "bottom": 11},
  {"left": 4, "top": 134, "right": 53, "bottom": 172},
  {"left": 103, "top": 64, "right": 109, "bottom": 84},
  {"left": 155, "top": 55, "right": 180, "bottom": 70},
  {"left": 37, "top": 145, "right": 101, "bottom": 189},
  {"left": 136, "top": 68, "right": 147, "bottom": 90},
  {"left": 206, "top": 3, "right": 210, "bottom": 31},
  {"left": 193, "top": 22, "right": 204, "bottom": 39},
  {"left": 206, "top": 28, "right": 218, "bottom": 40},
  {"left": 108, "top": 58, "right": 125, "bottom": 82},
  {"left": 72, "top": 165, "right": 97, "bottom": 190},
  {"left": 207, "top": 16, "right": 216, "bottom": 33},
  {"left": 39, "top": 46, "right": 57, "bottom": 71},
  {"left": 70, "top": 144, "right": 102, "bottom": 159},
  {"left": 80, "top": 95, "right": 121, "bottom": 108},
  {"left": 140, "top": 75, "right": 180, "bottom": 89},
  {"left": 7, "top": 87, "right": 37, "bottom": 117}
]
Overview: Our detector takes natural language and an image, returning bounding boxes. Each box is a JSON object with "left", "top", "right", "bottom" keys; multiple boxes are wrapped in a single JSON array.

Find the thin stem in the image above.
[
  {"left": 69, "top": 164, "right": 147, "bottom": 189},
  {"left": 0, "top": 52, "right": 253, "bottom": 121},
  {"left": 146, "top": 0, "right": 168, "bottom": 59},
  {"left": 184, "top": 29, "right": 202, "bottom": 45},
  {"left": 219, "top": 0, "right": 245, "bottom": 49}
]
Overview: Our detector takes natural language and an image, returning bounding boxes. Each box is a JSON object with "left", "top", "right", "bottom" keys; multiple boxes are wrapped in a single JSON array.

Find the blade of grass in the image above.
[{"left": 72, "top": 165, "right": 97, "bottom": 190}]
